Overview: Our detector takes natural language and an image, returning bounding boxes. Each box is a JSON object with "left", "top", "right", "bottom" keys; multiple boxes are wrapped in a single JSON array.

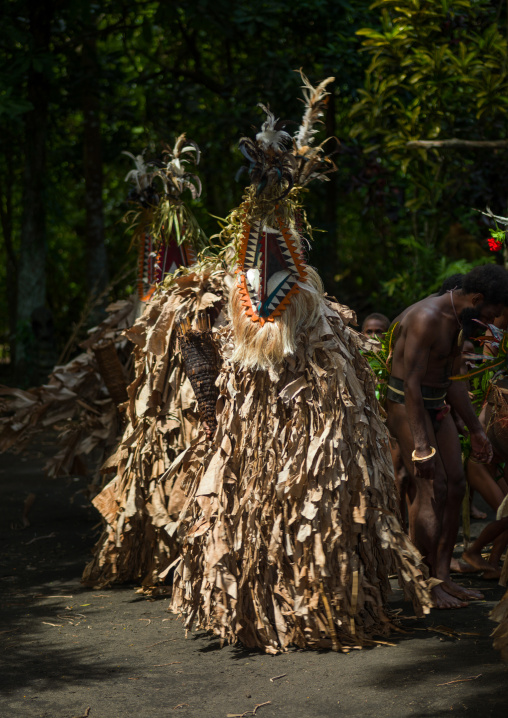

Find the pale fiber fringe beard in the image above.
[{"left": 229, "top": 265, "right": 325, "bottom": 371}]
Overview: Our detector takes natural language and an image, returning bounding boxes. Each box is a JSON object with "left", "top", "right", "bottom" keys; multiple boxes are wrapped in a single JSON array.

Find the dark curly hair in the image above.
[
  {"left": 462, "top": 264, "right": 508, "bottom": 305},
  {"left": 437, "top": 273, "right": 464, "bottom": 296}
]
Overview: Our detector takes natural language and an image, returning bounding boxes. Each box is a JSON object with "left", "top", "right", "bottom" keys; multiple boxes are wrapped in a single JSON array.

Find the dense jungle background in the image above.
[{"left": 2, "top": 0, "right": 508, "bottom": 385}]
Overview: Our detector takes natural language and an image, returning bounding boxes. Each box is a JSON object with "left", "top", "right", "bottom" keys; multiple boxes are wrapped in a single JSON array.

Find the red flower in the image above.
[{"left": 487, "top": 237, "right": 503, "bottom": 252}]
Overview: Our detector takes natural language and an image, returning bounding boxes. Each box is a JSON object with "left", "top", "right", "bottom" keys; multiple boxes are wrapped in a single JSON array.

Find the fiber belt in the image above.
[{"left": 387, "top": 375, "right": 448, "bottom": 409}]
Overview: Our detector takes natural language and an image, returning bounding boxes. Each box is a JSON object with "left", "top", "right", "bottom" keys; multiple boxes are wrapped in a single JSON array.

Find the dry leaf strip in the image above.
[{"left": 92, "top": 340, "right": 129, "bottom": 405}]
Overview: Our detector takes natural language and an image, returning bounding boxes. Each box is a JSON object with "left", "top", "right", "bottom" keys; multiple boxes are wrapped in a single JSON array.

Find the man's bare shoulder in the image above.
[{"left": 393, "top": 296, "right": 443, "bottom": 332}]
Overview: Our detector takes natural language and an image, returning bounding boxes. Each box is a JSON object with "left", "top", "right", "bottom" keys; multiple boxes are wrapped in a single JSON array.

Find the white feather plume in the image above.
[
  {"left": 256, "top": 103, "right": 291, "bottom": 152},
  {"left": 294, "top": 70, "right": 335, "bottom": 150}
]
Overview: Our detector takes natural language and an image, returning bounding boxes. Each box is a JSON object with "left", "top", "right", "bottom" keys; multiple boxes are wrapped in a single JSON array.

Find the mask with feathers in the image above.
[
  {"left": 124, "top": 135, "right": 207, "bottom": 301},
  {"left": 231, "top": 75, "right": 336, "bottom": 369}
]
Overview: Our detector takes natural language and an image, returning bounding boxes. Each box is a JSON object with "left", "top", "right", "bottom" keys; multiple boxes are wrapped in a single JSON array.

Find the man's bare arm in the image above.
[
  {"left": 402, "top": 311, "right": 437, "bottom": 455},
  {"left": 447, "top": 356, "right": 493, "bottom": 463},
  {"left": 446, "top": 356, "right": 483, "bottom": 433}
]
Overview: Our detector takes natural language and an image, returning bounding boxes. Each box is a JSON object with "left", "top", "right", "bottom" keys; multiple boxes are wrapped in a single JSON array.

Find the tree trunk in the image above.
[
  {"left": 15, "top": 0, "right": 52, "bottom": 377},
  {"left": 0, "top": 141, "right": 18, "bottom": 365},
  {"left": 82, "top": 25, "right": 109, "bottom": 313}
]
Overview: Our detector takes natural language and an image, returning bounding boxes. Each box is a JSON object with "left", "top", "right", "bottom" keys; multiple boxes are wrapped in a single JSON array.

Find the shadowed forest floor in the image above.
[{"left": 0, "top": 437, "right": 507, "bottom": 718}]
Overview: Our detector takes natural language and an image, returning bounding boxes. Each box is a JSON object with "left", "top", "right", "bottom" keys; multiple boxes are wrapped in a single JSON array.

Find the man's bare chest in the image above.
[{"left": 432, "top": 330, "right": 460, "bottom": 360}]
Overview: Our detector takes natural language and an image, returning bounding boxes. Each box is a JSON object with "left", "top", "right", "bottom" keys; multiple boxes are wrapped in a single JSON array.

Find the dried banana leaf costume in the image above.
[
  {"left": 0, "top": 299, "right": 135, "bottom": 480},
  {"left": 169, "top": 78, "right": 431, "bottom": 653},
  {"left": 83, "top": 139, "right": 227, "bottom": 588}
]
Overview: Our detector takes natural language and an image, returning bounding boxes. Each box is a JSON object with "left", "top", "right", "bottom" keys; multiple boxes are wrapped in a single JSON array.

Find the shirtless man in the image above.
[{"left": 386, "top": 264, "right": 508, "bottom": 609}]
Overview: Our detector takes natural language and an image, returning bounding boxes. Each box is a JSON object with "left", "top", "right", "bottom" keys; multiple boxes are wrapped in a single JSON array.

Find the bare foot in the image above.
[
  {"left": 470, "top": 503, "right": 487, "bottom": 520},
  {"left": 462, "top": 548, "right": 494, "bottom": 574},
  {"left": 482, "top": 567, "right": 501, "bottom": 580},
  {"left": 450, "top": 557, "right": 479, "bottom": 574},
  {"left": 432, "top": 584, "right": 468, "bottom": 609},
  {"left": 442, "top": 578, "right": 483, "bottom": 601}
]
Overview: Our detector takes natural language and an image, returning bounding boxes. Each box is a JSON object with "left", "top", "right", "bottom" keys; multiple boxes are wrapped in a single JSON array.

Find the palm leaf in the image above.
[{"left": 449, "top": 357, "right": 506, "bottom": 381}]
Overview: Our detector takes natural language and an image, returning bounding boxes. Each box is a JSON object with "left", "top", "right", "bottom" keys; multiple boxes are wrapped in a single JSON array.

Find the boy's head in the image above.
[{"left": 362, "top": 312, "right": 390, "bottom": 339}]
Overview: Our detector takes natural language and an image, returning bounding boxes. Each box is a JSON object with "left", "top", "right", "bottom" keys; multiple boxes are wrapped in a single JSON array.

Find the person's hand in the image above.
[{"left": 470, "top": 430, "right": 493, "bottom": 464}]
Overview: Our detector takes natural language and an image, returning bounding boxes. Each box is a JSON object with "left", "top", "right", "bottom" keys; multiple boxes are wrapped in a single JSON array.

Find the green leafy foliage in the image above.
[
  {"left": 352, "top": 0, "right": 508, "bottom": 166},
  {"left": 469, "top": 368, "right": 496, "bottom": 411},
  {"left": 363, "top": 321, "right": 398, "bottom": 404},
  {"left": 346, "top": 0, "right": 508, "bottom": 319},
  {"left": 357, "top": 6, "right": 502, "bottom": 225},
  {"left": 380, "top": 236, "right": 493, "bottom": 309}
]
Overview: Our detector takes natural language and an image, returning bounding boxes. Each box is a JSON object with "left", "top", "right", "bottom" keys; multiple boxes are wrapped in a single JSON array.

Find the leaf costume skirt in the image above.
[{"left": 169, "top": 297, "right": 431, "bottom": 653}]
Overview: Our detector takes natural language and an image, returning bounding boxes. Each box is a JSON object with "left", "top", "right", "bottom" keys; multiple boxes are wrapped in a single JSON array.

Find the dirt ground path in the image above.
[{"left": 1, "top": 439, "right": 507, "bottom": 718}]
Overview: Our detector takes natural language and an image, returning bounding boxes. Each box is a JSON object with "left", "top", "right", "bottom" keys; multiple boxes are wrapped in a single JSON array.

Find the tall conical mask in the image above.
[{"left": 229, "top": 73, "right": 337, "bottom": 371}]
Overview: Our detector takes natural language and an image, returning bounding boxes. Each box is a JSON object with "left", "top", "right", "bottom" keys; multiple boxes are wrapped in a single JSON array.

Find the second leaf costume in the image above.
[{"left": 83, "top": 136, "right": 225, "bottom": 587}]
